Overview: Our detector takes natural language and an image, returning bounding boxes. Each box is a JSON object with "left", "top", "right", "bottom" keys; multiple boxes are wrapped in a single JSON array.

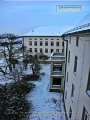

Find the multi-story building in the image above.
[
  {"left": 22, "top": 26, "right": 71, "bottom": 56},
  {"left": 62, "top": 22, "right": 90, "bottom": 120}
]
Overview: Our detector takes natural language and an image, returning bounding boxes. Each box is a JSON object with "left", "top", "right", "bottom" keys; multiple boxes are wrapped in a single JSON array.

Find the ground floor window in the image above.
[{"left": 53, "top": 78, "right": 61, "bottom": 85}]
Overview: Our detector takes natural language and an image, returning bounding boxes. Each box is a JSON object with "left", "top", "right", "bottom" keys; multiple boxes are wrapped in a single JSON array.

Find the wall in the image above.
[{"left": 23, "top": 36, "right": 63, "bottom": 56}]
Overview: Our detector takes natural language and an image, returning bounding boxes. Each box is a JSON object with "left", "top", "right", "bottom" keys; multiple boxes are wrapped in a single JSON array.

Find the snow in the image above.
[
  {"left": 27, "top": 64, "right": 66, "bottom": 120},
  {"left": 23, "top": 26, "right": 73, "bottom": 36}
]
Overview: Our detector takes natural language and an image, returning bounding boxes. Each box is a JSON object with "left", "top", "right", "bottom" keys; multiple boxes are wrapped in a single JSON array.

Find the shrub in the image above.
[{"left": 0, "top": 80, "right": 35, "bottom": 120}]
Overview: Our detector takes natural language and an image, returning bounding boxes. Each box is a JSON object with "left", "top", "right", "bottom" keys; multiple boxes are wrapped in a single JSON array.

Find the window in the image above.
[
  {"left": 82, "top": 107, "right": 90, "bottom": 120},
  {"left": 45, "top": 41, "right": 48, "bottom": 46},
  {"left": 29, "top": 38, "right": 32, "bottom": 40},
  {"left": 74, "top": 56, "right": 78, "bottom": 73},
  {"left": 29, "top": 41, "right": 32, "bottom": 46},
  {"left": 69, "top": 37, "right": 71, "bottom": 44},
  {"left": 57, "top": 38, "right": 59, "bottom": 40},
  {"left": 51, "top": 38, "right": 54, "bottom": 40},
  {"left": 40, "top": 38, "right": 42, "bottom": 40},
  {"left": 34, "top": 38, "right": 37, "bottom": 40},
  {"left": 62, "top": 41, "right": 64, "bottom": 46},
  {"left": 76, "top": 37, "right": 79, "bottom": 46},
  {"left": 62, "top": 49, "right": 64, "bottom": 53},
  {"left": 34, "top": 48, "right": 37, "bottom": 53},
  {"left": 71, "top": 84, "right": 75, "bottom": 100},
  {"left": 40, "top": 48, "right": 43, "bottom": 53},
  {"left": 29, "top": 48, "right": 32, "bottom": 52},
  {"left": 40, "top": 41, "right": 43, "bottom": 46},
  {"left": 53, "top": 78, "right": 61, "bottom": 85},
  {"left": 56, "top": 49, "right": 59, "bottom": 52},
  {"left": 86, "top": 69, "right": 90, "bottom": 96},
  {"left": 45, "top": 48, "right": 48, "bottom": 53},
  {"left": 69, "top": 107, "right": 72, "bottom": 119},
  {"left": 45, "top": 38, "right": 48, "bottom": 40},
  {"left": 65, "top": 91, "right": 67, "bottom": 99},
  {"left": 51, "top": 49, "right": 54, "bottom": 53},
  {"left": 67, "top": 72, "right": 68, "bottom": 82},
  {"left": 56, "top": 42, "right": 59, "bottom": 46},
  {"left": 51, "top": 41, "right": 54, "bottom": 46},
  {"left": 68, "top": 51, "right": 70, "bottom": 63},
  {"left": 34, "top": 41, "right": 37, "bottom": 46},
  {"left": 53, "top": 64, "right": 62, "bottom": 71}
]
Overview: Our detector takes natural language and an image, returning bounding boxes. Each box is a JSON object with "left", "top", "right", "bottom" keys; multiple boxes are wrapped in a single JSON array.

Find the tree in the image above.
[
  {"left": 0, "top": 33, "right": 19, "bottom": 74},
  {"left": 23, "top": 54, "right": 41, "bottom": 77}
]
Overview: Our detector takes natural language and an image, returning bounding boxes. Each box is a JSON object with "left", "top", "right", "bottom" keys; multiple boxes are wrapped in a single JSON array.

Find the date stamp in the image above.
[{"left": 56, "top": 5, "right": 83, "bottom": 13}]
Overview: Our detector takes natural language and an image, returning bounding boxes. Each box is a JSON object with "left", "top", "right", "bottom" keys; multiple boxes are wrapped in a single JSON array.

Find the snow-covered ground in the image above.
[{"left": 27, "top": 64, "right": 66, "bottom": 120}]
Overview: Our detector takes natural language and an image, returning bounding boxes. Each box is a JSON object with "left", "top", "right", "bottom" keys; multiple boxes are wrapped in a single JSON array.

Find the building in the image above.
[
  {"left": 22, "top": 26, "right": 71, "bottom": 56},
  {"left": 62, "top": 21, "right": 90, "bottom": 120},
  {"left": 49, "top": 52, "right": 65, "bottom": 92}
]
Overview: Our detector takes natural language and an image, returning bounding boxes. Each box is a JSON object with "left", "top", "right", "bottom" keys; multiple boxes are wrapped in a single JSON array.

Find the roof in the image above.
[
  {"left": 22, "top": 26, "right": 73, "bottom": 37},
  {"left": 62, "top": 14, "right": 90, "bottom": 35}
]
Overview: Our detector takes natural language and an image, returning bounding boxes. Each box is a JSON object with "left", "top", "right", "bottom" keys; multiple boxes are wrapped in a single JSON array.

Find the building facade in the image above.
[
  {"left": 62, "top": 23, "right": 90, "bottom": 120},
  {"left": 22, "top": 26, "right": 67, "bottom": 56}
]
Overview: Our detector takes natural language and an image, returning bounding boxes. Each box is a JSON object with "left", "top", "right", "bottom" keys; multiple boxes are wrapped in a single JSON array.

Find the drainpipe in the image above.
[
  {"left": 61, "top": 36, "right": 70, "bottom": 120},
  {"left": 61, "top": 36, "right": 68, "bottom": 87},
  {"left": 75, "top": 39, "right": 86, "bottom": 120}
]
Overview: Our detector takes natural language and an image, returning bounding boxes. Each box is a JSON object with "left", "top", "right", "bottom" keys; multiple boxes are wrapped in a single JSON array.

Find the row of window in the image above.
[
  {"left": 29, "top": 48, "right": 61, "bottom": 53},
  {"left": 29, "top": 38, "right": 60, "bottom": 40},
  {"left": 69, "top": 36, "right": 79, "bottom": 46},
  {"left": 29, "top": 41, "right": 62, "bottom": 46},
  {"left": 65, "top": 92, "right": 90, "bottom": 120},
  {"left": 66, "top": 69, "right": 90, "bottom": 98}
]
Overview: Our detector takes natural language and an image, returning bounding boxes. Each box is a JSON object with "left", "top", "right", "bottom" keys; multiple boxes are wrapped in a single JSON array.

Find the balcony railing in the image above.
[
  {"left": 50, "top": 52, "right": 65, "bottom": 61},
  {"left": 52, "top": 71, "right": 62, "bottom": 75}
]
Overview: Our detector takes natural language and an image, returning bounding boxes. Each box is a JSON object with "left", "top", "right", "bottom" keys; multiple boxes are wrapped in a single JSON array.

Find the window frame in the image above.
[
  {"left": 76, "top": 36, "right": 79, "bottom": 46},
  {"left": 73, "top": 56, "right": 78, "bottom": 73},
  {"left": 34, "top": 48, "right": 37, "bottom": 53},
  {"left": 29, "top": 41, "right": 32, "bottom": 46},
  {"left": 56, "top": 42, "right": 59, "bottom": 46},
  {"left": 51, "top": 41, "right": 54, "bottom": 46},
  {"left": 34, "top": 41, "right": 37, "bottom": 46},
  {"left": 45, "top": 48, "right": 48, "bottom": 53},
  {"left": 40, "top": 41, "right": 43, "bottom": 46},
  {"left": 45, "top": 41, "right": 48, "bottom": 46}
]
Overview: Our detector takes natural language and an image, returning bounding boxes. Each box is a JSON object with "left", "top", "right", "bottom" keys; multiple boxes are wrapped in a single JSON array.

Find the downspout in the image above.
[
  {"left": 62, "top": 36, "right": 68, "bottom": 85},
  {"left": 75, "top": 39, "right": 86, "bottom": 120},
  {"left": 61, "top": 36, "right": 68, "bottom": 120}
]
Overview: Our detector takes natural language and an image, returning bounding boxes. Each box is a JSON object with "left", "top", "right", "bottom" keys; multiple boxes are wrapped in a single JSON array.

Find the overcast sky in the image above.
[{"left": 0, "top": 0, "right": 90, "bottom": 35}]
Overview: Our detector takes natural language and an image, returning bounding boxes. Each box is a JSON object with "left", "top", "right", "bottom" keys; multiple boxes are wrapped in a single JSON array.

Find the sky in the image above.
[{"left": 0, "top": 0, "right": 90, "bottom": 35}]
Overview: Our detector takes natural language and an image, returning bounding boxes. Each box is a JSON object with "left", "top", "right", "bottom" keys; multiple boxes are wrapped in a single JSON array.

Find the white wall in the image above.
[
  {"left": 64, "top": 35, "right": 90, "bottom": 120},
  {"left": 23, "top": 36, "right": 63, "bottom": 56}
]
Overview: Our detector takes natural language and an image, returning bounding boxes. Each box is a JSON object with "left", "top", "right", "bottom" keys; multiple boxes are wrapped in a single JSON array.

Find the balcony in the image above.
[{"left": 49, "top": 52, "right": 65, "bottom": 62}]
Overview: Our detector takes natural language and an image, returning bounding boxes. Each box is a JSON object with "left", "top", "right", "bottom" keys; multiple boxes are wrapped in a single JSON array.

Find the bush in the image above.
[
  {"left": 22, "top": 74, "right": 40, "bottom": 81},
  {"left": 0, "top": 80, "right": 35, "bottom": 120}
]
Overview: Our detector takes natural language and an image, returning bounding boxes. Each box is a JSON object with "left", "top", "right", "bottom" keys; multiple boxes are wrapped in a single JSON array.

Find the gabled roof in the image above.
[{"left": 22, "top": 26, "right": 73, "bottom": 37}]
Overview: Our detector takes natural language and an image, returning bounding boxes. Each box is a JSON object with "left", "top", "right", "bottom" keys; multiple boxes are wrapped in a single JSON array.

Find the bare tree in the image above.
[{"left": 0, "top": 33, "right": 19, "bottom": 74}]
